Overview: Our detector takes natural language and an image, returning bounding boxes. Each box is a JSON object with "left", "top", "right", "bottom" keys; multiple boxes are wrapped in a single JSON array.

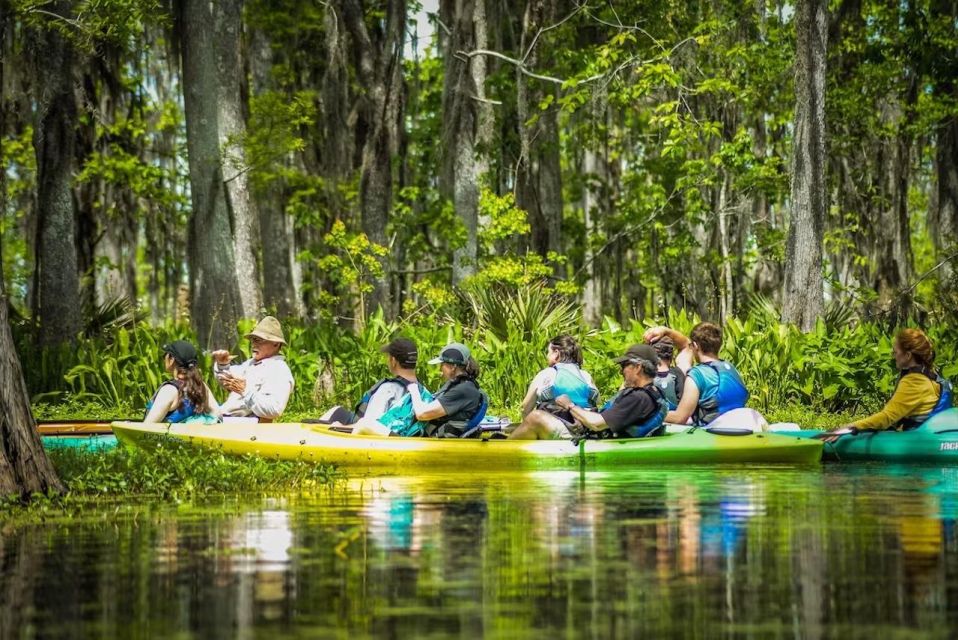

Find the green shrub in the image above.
[{"left": 20, "top": 286, "right": 958, "bottom": 423}]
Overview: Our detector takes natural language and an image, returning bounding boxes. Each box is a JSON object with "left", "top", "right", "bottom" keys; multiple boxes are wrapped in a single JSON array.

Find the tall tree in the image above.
[
  {"left": 440, "top": 0, "right": 492, "bottom": 284},
  {"left": 340, "top": 0, "right": 406, "bottom": 314},
  {"left": 29, "top": 2, "right": 81, "bottom": 346},
  {"left": 249, "top": 26, "right": 302, "bottom": 319},
  {"left": 216, "top": 0, "right": 263, "bottom": 317},
  {"left": 178, "top": 0, "right": 244, "bottom": 347},
  {"left": 516, "top": 0, "right": 563, "bottom": 268},
  {"left": 0, "top": 275, "right": 64, "bottom": 497},
  {"left": 782, "top": 0, "right": 826, "bottom": 331}
]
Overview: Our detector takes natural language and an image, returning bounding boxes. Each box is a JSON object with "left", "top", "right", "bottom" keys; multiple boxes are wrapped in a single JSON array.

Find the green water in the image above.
[{"left": 4, "top": 465, "right": 958, "bottom": 638}]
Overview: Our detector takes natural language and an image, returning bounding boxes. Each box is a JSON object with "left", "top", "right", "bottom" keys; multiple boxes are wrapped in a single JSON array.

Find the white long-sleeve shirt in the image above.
[{"left": 214, "top": 355, "right": 294, "bottom": 420}]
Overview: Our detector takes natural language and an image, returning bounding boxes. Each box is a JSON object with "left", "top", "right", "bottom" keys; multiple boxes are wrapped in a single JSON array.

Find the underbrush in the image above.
[
  {"left": 45, "top": 439, "right": 339, "bottom": 501},
  {"left": 20, "top": 287, "right": 958, "bottom": 424}
]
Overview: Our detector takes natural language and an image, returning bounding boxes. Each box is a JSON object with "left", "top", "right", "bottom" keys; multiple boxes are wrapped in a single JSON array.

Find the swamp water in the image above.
[{"left": 3, "top": 464, "right": 958, "bottom": 638}]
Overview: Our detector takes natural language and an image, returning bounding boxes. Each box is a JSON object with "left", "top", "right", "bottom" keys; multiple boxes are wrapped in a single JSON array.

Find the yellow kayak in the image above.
[{"left": 111, "top": 421, "right": 822, "bottom": 470}]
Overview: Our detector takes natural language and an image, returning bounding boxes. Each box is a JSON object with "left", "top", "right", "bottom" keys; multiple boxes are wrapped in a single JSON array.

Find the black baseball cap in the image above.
[
  {"left": 163, "top": 340, "right": 199, "bottom": 368},
  {"left": 613, "top": 343, "right": 660, "bottom": 367},
  {"left": 380, "top": 337, "right": 418, "bottom": 368}
]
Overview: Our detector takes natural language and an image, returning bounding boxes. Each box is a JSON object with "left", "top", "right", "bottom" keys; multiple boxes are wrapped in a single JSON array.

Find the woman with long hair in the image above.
[
  {"left": 144, "top": 340, "right": 219, "bottom": 423},
  {"left": 822, "top": 328, "right": 953, "bottom": 441},
  {"left": 519, "top": 335, "right": 599, "bottom": 421}
]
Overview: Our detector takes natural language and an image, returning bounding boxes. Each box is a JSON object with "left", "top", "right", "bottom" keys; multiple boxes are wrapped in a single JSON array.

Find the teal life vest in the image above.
[
  {"left": 539, "top": 363, "right": 598, "bottom": 409},
  {"left": 654, "top": 369, "right": 681, "bottom": 410},
  {"left": 353, "top": 376, "right": 414, "bottom": 419},
  {"left": 689, "top": 360, "right": 749, "bottom": 426}
]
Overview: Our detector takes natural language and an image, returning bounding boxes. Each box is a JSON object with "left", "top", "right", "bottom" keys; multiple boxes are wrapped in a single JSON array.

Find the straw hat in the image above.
[{"left": 245, "top": 316, "right": 287, "bottom": 345}]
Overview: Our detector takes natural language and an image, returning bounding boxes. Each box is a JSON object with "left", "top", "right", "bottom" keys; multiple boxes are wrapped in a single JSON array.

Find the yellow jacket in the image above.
[{"left": 852, "top": 373, "right": 941, "bottom": 431}]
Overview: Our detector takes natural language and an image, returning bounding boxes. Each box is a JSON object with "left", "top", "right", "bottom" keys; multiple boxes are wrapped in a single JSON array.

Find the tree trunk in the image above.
[
  {"left": 249, "top": 27, "right": 302, "bottom": 319},
  {"left": 0, "top": 275, "right": 64, "bottom": 497},
  {"left": 179, "top": 0, "right": 244, "bottom": 348},
  {"left": 216, "top": 0, "right": 263, "bottom": 317},
  {"left": 441, "top": 0, "right": 490, "bottom": 284},
  {"left": 29, "top": 3, "right": 81, "bottom": 347},
  {"left": 782, "top": 0, "right": 826, "bottom": 331},
  {"left": 340, "top": 0, "right": 406, "bottom": 315},
  {"left": 932, "top": 0, "right": 958, "bottom": 256},
  {"left": 516, "top": 0, "right": 563, "bottom": 269}
]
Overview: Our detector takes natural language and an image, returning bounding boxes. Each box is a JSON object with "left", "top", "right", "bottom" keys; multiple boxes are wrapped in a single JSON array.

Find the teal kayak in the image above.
[{"left": 774, "top": 408, "right": 958, "bottom": 463}]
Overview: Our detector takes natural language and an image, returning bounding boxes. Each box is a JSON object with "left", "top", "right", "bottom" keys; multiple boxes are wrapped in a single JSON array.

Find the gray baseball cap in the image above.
[{"left": 427, "top": 342, "right": 471, "bottom": 366}]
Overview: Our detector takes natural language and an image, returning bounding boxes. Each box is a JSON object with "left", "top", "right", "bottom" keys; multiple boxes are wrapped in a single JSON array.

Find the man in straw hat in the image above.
[{"left": 212, "top": 316, "right": 295, "bottom": 421}]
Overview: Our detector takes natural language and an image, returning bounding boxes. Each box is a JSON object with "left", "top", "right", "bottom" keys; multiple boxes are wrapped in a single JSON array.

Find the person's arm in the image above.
[
  {"left": 364, "top": 383, "right": 404, "bottom": 421},
  {"left": 849, "top": 375, "right": 932, "bottom": 431},
  {"left": 643, "top": 326, "right": 690, "bottom": 351},
  {"left": 406, "top": 382, "right": 447, "bottom": 421},
  {"left": 520, "top": 381, "right": 539, "bottom": 418},
  {"left": 144, "top": 385, "right": 180, "bottom": 423},
  {"left": 204, "top": 383, "right": 222, "bottom": 417},
  {"left": 211, "top": 350, "right": 240, "bottom": 389},
  {"left": 555, "top": 395, "right": 607, "bottom": 431},
  {"left": 666, "top": 376, "right": 699, "bottom": 424},
  {"left": 226, "top": 362, "right": 293, "bottom": 419}
]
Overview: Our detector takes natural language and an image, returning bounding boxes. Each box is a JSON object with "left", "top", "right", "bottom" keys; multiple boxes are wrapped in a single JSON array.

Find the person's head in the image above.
[
  {"left": 161, "top": 340, "right": 211, "bottom": 414},
  {"left": 894, "top": 328, "right": 935, "bottom": 371},
  {"left": 651, "top": 336, "right": 675, "bottom": 366},
  {"left": 428, "top": 342, "right": 480, "bottom": 381},
  {"left": 163, "top": 340, "right": 199, "bottom": 373},
  {"left": 613, "top": 344, "right": 659, "bottom": 387},
  {"left": 245, "top": 316, "right": 286, "bottom": 362},
  {"left": 689, "top": 322, "right": 722, "bottom": 361},
  {"left": 547, "top": 335, "right": 583, "bottom": 366},
  {"left": 381, "top": 337, "right": 418, "bottom": 373}
]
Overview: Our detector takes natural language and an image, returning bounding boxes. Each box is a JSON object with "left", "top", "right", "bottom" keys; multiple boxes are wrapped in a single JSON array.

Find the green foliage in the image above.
[
  {"left": 46, "top": 438, "right": 337, "bottom": 500},
  {"left": 316, "top": 220, "right": 389, "bottom": 317}
]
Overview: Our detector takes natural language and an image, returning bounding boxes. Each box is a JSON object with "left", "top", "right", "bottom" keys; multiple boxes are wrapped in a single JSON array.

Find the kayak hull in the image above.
[
  {"left": 775, "top": 408, "right": 958, "bottom": 463},
  {"left": 111, "top": 421, "right": 823, "bottom": 469}
]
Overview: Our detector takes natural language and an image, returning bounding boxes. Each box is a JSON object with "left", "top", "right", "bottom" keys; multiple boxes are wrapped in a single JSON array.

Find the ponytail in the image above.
[{"left": 176, "top": 365, "right": 211, "bottom": 414}]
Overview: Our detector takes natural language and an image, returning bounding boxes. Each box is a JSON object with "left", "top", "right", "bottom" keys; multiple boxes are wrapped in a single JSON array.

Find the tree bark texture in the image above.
[
  {"left": 216, "top": 0, "right": 263, "bottom": 318},
  {"left": 782, "top": 0, "right": 826, "bottom": 331},
  {"left": 179, "top": 0, "right": 244, "bottom": 348},
  {"left": 340, "top": 0, "right": 406, "bottom": 315},
  {"left": 441, "top": 0, "right": 490, "bottom": 284},
  {"left": 29, "top": 3, "right": 81, "bottom": 347},
  {"left": 0, "top": 276, "right": 65, "bottom": 497},
  {"left": 249, "top": 26, "right": 302, "bottom": 319},
  {"left": 517, "top": 0, "right": 563, "bottom": 267}
]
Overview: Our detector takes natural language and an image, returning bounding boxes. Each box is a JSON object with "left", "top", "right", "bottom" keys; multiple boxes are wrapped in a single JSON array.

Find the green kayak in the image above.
[
  {"left": 111, "top": 421, "right": 823, "bottom": 470},
  {"left": 774, "top": 408, "right": 958, "bottom": 463}
]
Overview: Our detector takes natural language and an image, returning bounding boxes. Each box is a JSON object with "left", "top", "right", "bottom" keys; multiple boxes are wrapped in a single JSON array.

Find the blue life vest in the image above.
[
  {"left": 353, "top": 376, "right": 413, "bottom": 419},
  {"left": 654, "top": 369, "right": 681, "bottom": 410},
  {"left": 618, "top": 384, "right": 669, "bottom": 438},
  {"left": 146, "top": 380, "right": 196, "bottom": 423},
  {"left": 899, "top": 368, "right": 955, "bottom": 430},
  {"left": 424, "top": 377, "right": 488, "bottom": 438},
  {"left": 689, "top": 360, "right": 749, "bottom": 426},
  {"left": 539, "top": 363, "right": 598, "bottom": 409}
]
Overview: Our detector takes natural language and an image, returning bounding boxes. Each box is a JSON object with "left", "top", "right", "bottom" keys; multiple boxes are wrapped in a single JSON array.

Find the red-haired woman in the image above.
[{"left": 822, "top": 329, "right": 953, "bottom": 441}]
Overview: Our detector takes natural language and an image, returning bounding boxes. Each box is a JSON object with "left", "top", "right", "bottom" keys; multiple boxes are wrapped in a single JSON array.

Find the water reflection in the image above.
[{"left": 3, "top": 465, "right": 958, "bottom": 638}]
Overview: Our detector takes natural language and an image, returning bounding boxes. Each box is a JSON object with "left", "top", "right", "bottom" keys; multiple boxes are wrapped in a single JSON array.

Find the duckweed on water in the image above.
[{"left": 46, "top": 439, "right": 340, "bottom": 500}]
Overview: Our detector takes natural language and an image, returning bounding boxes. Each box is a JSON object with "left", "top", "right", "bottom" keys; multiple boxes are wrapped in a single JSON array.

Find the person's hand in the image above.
[
  {"left": 817, "top": 426, "right": 858, "bottom": 443},
  {"left": 220, "top": 374, "right": 247, "bottom": 395},
  {"left": 643, "top": 326, "right": 669, "bottom": 344},
  {"left": 211, "top": 349, "right": 236, "bottom": 365},
  {"left": 555, "top": 394, "right": 574, "bottom": 410}
]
